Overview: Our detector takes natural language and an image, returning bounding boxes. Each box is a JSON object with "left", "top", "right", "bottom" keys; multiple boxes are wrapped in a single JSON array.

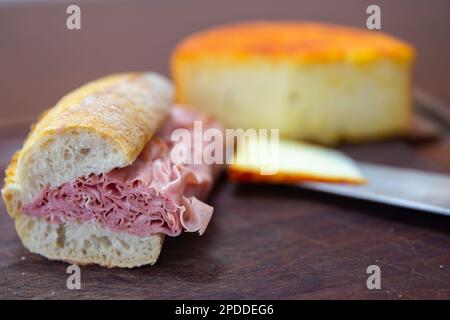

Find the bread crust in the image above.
[{"left": 18, "top": 72, "right": 171, "bottom": 172}]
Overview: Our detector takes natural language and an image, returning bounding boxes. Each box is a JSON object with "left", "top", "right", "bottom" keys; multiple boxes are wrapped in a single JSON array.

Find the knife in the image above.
[{"left": 301, "top": 162, "right": 450, "bottom": 217}]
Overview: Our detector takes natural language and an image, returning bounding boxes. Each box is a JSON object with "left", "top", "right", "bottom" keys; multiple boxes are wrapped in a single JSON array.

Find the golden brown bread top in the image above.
[
  {"left": 19, "top": 73, "right": 171, "bottom": 166},
  {"left": 172, "top": 21, "right": 415, "bottom": 63}
]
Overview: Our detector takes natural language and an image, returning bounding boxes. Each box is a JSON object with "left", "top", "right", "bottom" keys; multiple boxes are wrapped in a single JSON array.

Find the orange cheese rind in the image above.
[
  {"left": 172, "top": 21, "right": 415, "bottom": 64},
  {"left": 228, "top": 166, "right": 367, "bottom": 185}
]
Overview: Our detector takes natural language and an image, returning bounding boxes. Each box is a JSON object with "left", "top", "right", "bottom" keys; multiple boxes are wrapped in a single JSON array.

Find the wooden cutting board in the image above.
[
  {"left": 1, "top": 0, "right": 450, "bottom": 300},
  {"left": 1, "top": 123, "right": 449, "bottom": 299}
]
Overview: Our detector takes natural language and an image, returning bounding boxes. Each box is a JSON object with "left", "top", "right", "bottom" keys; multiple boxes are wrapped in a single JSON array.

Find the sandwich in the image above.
[
  {"left": 1, "top": 72, "right": 222, "bottom": 268},
  {"left": 172, "top": 21, "right": 415, "bottom": 144}
]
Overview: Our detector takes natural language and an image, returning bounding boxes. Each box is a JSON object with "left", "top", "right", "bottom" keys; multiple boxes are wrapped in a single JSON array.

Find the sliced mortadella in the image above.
[
  {"left": 22, "top": 107, "right": 223, "bottom": 237},
  {"left": 180, "top": 196, "right": 214, "bottom": 235}
]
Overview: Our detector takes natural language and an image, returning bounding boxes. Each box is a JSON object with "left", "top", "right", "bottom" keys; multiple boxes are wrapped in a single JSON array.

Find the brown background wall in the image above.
[{"left": 0, "top": 0, "right": 449, "bottom": 125}]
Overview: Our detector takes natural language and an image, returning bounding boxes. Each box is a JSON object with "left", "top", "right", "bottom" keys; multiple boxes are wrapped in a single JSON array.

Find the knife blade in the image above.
[{"left": 301, "top": 162, "right": 450, "bottom": 217}]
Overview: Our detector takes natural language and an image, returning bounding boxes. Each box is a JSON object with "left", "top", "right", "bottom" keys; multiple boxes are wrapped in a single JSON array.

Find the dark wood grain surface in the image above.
[{"left": 1, "top": 0, "right": 450, "bottom": 300}]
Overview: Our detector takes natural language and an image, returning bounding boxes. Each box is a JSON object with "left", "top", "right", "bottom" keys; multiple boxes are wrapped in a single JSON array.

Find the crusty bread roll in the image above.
[{"left": 2, "top": 73, "right": 174, "bottom": 268}]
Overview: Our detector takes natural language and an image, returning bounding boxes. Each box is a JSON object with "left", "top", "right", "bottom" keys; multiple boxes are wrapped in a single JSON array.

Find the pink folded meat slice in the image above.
[{"left": 22, "top": 107, "right": 223, "bottom": 237}]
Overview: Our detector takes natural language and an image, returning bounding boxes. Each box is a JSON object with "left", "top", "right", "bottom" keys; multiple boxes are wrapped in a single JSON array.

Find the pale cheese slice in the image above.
[{"left": 229, "top": 138, "right": 366, "bottom": 184}]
